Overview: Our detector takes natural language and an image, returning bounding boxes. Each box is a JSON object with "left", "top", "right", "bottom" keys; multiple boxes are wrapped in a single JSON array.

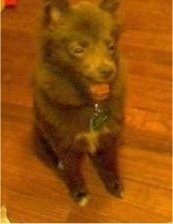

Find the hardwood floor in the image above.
[{"left": 1, "top": 0, "right": 172, "bottom": 223}]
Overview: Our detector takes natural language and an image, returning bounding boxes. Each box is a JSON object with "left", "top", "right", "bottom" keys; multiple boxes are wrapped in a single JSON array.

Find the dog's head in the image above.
[{"left": 41, "top": 0, "right": 121, "bottom": 101}]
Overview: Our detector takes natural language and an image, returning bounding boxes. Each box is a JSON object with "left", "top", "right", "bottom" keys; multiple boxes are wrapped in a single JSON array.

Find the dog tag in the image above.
[{"left": 89, "top": 110, "right": 109, "bottom": 131}]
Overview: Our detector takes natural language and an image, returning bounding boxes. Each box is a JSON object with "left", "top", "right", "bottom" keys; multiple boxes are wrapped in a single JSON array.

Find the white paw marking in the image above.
[{"left": 78, "top": 195, "right": 90, "bottom": 207}]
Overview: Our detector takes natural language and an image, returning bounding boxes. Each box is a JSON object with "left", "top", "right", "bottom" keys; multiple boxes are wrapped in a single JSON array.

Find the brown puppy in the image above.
[{"left": 34, "top": 0, "right": 125, "bottom": 206}]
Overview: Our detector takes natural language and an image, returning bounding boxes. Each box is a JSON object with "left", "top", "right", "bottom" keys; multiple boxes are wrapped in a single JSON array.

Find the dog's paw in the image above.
[
  {"left": 77, "top": 193, "right": 90, "bottom": 207},
  {"left": 106, "top": 179, "right": 124, "bottom": 198},
  {"left": 72, "top": 191, "right": 90, "bottom": 207}
]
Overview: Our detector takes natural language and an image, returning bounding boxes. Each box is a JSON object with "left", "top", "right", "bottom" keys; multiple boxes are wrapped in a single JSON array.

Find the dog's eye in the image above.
[
  {"left": 105, "top": 39, "right": 115, "bottom": 53},
  {"left": 72, "top": 46, "right": 85, "bottom": 56},
  {"left": 69, "top": 41, "right": 89, "bottom": 57},
  {"left": 107, "top": 42, "right": 115, "bottom": 51}
]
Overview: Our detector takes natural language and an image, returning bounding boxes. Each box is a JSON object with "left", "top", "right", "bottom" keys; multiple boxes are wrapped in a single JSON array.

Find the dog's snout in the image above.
[{"left": 99, "top": 64, "right": 116, "bottom": 80}]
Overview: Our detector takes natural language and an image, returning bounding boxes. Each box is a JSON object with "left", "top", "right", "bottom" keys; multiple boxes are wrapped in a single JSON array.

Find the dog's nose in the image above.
[{"left": 99, "top": 66, "right": 115, "bottom": 80}]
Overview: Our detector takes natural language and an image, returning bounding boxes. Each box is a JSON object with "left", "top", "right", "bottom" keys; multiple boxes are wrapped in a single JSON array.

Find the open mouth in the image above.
[{"left": 89, "top": 83, "right": 111, "bottom": 101}]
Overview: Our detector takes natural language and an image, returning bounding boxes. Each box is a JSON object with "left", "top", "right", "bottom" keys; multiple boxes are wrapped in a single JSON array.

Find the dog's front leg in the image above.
[
  {"left": 57, "top": 149, "right": 89, "bottom": 206},
  {"left": 89, "top": 133, "right": 123, "bottom": 198}
]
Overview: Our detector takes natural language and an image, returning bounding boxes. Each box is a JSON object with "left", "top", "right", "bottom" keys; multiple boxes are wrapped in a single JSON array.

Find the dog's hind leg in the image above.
[
  {"left": 33, "top": 126, "right": 59, "bottom": 168},
  {"left": 57, "top": 149, "right": 89, "bottom": 206},
  {"left": 89, "top": 133, "right": 123, "bottom": 198}
]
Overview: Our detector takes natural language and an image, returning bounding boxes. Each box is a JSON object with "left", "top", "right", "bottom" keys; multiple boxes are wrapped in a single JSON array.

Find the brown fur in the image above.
[{"left": 34, "top": 0, "right": 125, "bottom": 205}]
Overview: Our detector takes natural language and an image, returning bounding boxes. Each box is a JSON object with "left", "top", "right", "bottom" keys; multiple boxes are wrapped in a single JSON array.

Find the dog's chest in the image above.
[
  {"left": 76, "top": 126, "right": 110, "bottom": 154},
  {"left": 76, "top": 103, "right": 111, "bottom": 153}
]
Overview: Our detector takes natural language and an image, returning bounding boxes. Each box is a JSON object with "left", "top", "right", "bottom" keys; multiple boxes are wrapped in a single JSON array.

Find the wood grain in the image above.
[{"left": 1, "top": 0, "right": 172, "bottom": 222}]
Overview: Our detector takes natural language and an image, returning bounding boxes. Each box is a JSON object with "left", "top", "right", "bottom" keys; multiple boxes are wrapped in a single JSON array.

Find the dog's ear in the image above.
[
  {"left": 99, "top": 0, "right": 120, "bottom": 13},
  {"left": 43, "top": 0, "right": 70, "bottom": 28}
]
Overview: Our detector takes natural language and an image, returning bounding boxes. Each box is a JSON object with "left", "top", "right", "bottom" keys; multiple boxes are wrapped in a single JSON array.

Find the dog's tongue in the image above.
[{"left": 89, "top": 83, "right": 110, "bottom": 101}]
